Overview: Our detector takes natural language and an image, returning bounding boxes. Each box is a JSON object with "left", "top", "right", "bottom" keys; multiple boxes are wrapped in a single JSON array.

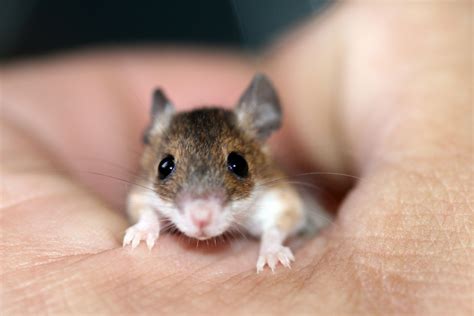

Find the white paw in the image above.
[
  {"left": 123, "top": 222, "right": 160, "bottom": 250},
  {"left": 256, "top": 246, "right": 295, "bottom": 273}
]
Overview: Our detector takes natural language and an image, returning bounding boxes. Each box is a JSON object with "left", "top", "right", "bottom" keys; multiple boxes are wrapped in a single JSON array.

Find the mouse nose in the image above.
[{"left": 191, "top": 212, "right": 212, "bottom": 229}]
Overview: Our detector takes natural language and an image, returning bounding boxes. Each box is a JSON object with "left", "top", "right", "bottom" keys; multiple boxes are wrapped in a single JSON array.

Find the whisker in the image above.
[
  {"left": 261, "top": 180, "right": 325, "bottom": 192},
  {"left": 230, "top": 225, "right": 248, "bottom": 241},
  {"left": 84, "top": 171, "right": 156, "bottom": 193},
  {"left": 77, "top": 156, "right": 139, "bottom": 173},
  {"left": 230, "top": 170, "right": 353, "bottom": 204},
  {"left": 289, "top": 171, "right": 361, "bottom": 181},
  {"left": 256, "top": 171, "right": 360, "bottom": 189},
  {"left": 76, "top": 160, "right": 151, "bottom": 186}
]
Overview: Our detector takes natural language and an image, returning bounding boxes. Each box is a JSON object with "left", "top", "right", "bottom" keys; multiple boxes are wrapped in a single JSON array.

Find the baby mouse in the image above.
[{"left": 123, "top": 74, "right": 318, "bottom": 272}]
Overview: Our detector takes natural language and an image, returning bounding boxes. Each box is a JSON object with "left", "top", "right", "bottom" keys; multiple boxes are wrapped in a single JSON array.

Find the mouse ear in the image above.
[
  {"left": 151, "top": 89, "right": 174, "bottom": 117},
  {"left": 143, "top": 88, "right": 175, "bottom": 144},
  {"left": 235, "top": 74, "right": 282, "bottom": 141}
]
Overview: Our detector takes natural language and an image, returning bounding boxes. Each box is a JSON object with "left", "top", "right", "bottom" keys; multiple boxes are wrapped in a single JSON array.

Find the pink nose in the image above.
[{"left": 191, "top": 213, "right": 212, "bottom": 229}]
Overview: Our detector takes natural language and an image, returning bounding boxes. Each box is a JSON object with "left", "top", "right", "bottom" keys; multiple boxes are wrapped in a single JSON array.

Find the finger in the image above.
[
  {"left": 265, "top": 2, "right": 472, "bottom": 314},
  {"left": 0, "top": 119, "right": 128, "bottom": 272}
]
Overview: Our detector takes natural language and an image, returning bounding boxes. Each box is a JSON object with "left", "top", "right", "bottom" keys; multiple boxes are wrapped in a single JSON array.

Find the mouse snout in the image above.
[
  {"left": 190, "top": 210, "right": 212, "bottom": 229},
  {"left": 185, "top": 198, "right": 220, "bottom": 228},
  {"left": 176, "top": 192, "right": 226, "bottom": 238}
]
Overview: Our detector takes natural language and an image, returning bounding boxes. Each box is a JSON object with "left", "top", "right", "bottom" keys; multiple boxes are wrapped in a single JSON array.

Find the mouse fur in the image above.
[{"left": 124, "top": 74, "right": 316, "bottom": 273}]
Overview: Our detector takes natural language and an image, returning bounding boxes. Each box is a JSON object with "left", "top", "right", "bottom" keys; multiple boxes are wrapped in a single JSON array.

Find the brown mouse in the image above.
[{"left": 123, "top": 74, "right": 324, "bottom": 272}]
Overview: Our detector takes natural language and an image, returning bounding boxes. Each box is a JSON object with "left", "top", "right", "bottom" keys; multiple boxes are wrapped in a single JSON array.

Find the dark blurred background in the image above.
[{"left": 0, "top": 0, "right": 330, "bottom": 62}]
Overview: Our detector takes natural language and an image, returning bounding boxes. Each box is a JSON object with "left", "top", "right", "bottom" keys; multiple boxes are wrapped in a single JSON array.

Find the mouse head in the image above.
[{"left": 142, "top": 74, "right": 281, "bottom": 239}]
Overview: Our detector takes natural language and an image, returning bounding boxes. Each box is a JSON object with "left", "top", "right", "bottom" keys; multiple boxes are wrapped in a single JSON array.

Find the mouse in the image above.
[{"left": 123, "top": 73, "right": 324, "bottom": 273}]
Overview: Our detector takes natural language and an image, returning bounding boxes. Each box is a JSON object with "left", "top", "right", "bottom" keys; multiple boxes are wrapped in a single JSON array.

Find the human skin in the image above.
[{"left": 1, "top": 1, "right": 472, "bottom": 315}]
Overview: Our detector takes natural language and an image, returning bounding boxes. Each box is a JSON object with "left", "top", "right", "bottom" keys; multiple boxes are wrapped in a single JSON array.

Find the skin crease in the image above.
[{"left": 0, "top": 1, "right": 472, "bottom": 315}]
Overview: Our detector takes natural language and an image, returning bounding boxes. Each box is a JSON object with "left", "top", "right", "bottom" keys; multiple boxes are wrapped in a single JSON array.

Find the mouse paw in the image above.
[
  {"left": 256, "top": 245, "right": 295, "bottom": 273},
  {"left": 123, "top": 222, "right": 160, "bottom": 250}
]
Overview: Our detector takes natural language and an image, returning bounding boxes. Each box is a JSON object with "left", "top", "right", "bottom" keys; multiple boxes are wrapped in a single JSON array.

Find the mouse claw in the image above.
[
  {"left": 267, "top": 256, "right": 277, "bottom": 272},
  {"left": 123, "top": 229, "right": 134, "bottom": 247},
  {"left": 131, "top": 235, "right": 141, "bottom": 249},
  {"left": 256, "top": 246, "right": 294, "bottom": 273},
  {"left": 122, "top": 222, "right": 160, "bottom": 250},
  {"left": 278, "top": 249, "right": 294, "bottom": 268},
  {"left": 256, "top": 256, "right": 266, "bottom": 274},
  {"left": 146, "top": 234, "right": 157, "bottom": 250}
]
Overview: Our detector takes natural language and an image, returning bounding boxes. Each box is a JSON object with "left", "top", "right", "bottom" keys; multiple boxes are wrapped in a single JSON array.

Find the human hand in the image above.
[{"left": 1, "top": 2, "right": 471, "bottom": 315}]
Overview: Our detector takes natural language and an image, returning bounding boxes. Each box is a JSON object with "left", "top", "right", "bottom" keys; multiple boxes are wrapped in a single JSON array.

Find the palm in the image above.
[{"left": 1, "top": 2, "right": 471, "bottom": 315}]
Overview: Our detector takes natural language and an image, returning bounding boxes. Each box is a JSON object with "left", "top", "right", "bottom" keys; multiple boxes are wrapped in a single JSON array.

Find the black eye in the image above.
[
  {"left": 227, "top": 152, "right": 249, "bottom": 178},
  {"left": 158, "top": 155, "right": 175, "bottom": 180}
]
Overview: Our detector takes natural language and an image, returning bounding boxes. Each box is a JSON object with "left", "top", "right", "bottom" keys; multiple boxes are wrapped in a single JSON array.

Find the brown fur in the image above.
[
  {"left": 275, "top": 186, "right": 304, "bottom": 232},
  {"left": 139, "top": 107, "right": 280, "bottom": 205}
]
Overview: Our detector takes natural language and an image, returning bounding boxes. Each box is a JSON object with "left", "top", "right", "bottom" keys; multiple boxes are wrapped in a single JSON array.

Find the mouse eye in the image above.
[
  {"left": 158, "top": 155, "right": 175, "bottom": 180},
  {"left": 227, "top": 152, "right": 249, "bottom": 178}
]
